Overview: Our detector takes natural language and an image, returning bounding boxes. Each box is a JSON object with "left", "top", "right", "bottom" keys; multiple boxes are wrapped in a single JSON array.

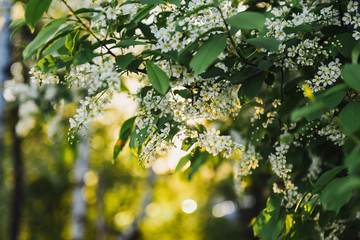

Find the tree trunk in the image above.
[
  {"left": 9, "top": 107, "right": 23, "bottom": 240},
  {"left": 71, "top": 134, "right": 90, "bottom": 240},
  {"left": 118, "top": 169, "right": 156, "bottom": 240},
  {"left": 0, "top": 0, "right": 11, "bottom": 185}
]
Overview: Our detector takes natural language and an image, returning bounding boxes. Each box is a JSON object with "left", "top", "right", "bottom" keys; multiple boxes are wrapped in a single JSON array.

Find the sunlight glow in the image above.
[
  {"left": 114, "top": 212, "right": 133, "bottom": 228},
  {"left": 212, "top": 201, "right": 236, "bottom": 218},
  {"left": 84, "top": 170, "right": 98, "bottom": 187},
  {"left": 145, "top": 203, "right": 161, "bottom": 218},
  {"left": 186, "top": 119, "right": 197, "bottom": 125},
  {"left": 181, "top": 199, "right": 197, "bottom": 214}
]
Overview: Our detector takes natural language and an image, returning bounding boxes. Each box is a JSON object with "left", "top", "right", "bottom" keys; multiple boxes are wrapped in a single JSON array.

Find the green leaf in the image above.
[
  {"left": 320, "top": 177, "right": 353, "bottom": 214},
  {"left": 65, "top": 31, "right": 79, "bottom": 55},
  {"left": 253, "top": 210, "right": 286, "bottom": 240},
  {"left": 345, "top": 148, "right": 360, "bottom": 176},
  {"left": 142, "top": 49, "right": 177, "bottom": 61},
  {"left": 238, "top": 71, "right": 264, "bottom": 105},
  {"left": 283, "top": 24, "right": 323, "bottom": 34},
  {"left": 116, "top": 39, "right": 150, "bottom": 47},
  {"left": 74, "top": 8, "right": 101, "bottom": 14},
  {"left": 9, "top": 19, "right": 26, "bottom": 39},
  {"left": 229, "top": 68, "right": 256, "bottom": 84},
  {"left": 175, "top": 153, "right": 191, "bottom": 172},
  {"left": 35, "top": 55, "right": 57, "bottom": 73},
  {"left": 23, "top": 18, "right": 67, "bottom": 61},
  {"left": 315, "top": 166, "right": 346, "bottom": 187},
  {"left": 285, "top": 214, "right": 294, "bottom": 236},
  {"left": 266, "top": 194, "right": 282, "bottom": 219},
  {"left": 181, "top": 137, "right": 197, "bottom": 151},
  {"left": 36, "top": 55, "right": 73, "bottom": 73},
  {"left": 73, "top": 49, "right": 99, "bottom": 66},
  {"left": 318, "top": 87, "right": 346, "bottom": 110},
  {"left": 186, "top": 149, "right": 208, "bottom": 180},
  {"left": 25, "top": 0, "right": 52, "bottom": 32},
  {"left": 246, "top": 37, "right": 281, "bottom": 52},
  {"left": 146, "top": 61, "right": 170, "bottom": 95},
  {"left": 174, "top": 89, "right": 191, "bottom": 99},
  {"left": 138, "top": 0, "right": 164, "bottom": 4},
  {"left": 291, "top": 102, "right": 325, "bottom": 122},
  {"left": 113, "top": 116, "right": 137, "bottom": 160},
  {"left": 38, "top": 24, "right": 76, "bottom": 57},
  {"left": 8, "top": 18, "right": 25, "bottom": 29},
  {"left": 253, "top": 210, "right": 271, "bottom": 238},
  {"left": 132, "top": 5, "right": 155, "bottom": 24},
  {"left": 167, "top": 0, "right": 181, "bottom": 6},
  {"left": 351, "top": 40, "right": 360, "bottom": 64},
  {"left": 177, "top": 27, "right": 223, "bottom": 63},
  {"left": 227, "top": 11, "right": 266, "bottom": 31},
  {"left": 339, "top": 102, "right": 360, "bottom": 136},
  {"left": 115, "top": 54, "right": 134, "bottom": 70},
  {"left": 189, "top": 34, "right": 227, "bottom": 74},
  {"left": 336, "top": 32, "right": 358, "bottom": 58},
  {"left": 42, "top": 36, "right": 67, "bottom": 56},
  {"left": 301, "top": 195, "right": 319, "bottom": 221},
  {"left": 342, "top": 64, "right": 360, "bottom": 92}
]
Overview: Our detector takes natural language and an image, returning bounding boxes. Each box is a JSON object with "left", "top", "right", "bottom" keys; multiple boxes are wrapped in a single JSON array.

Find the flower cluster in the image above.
[
  {"left": 318, "top": 110, "right": 346, "bottom": 146},
  {"left": 66, "top": 60, "right": 121, "bottom": 94},
  {"left": 196, "top": 128, "right": 243, "bottom": 158},
  {"left": 269, "top": 142, "right": 292, "bottom": 179},
  {"left": 91, "top": 2, "right": 140, "bottom": 38},
  {"left": 69, "top": 96, "right": 109, "bottom": 131},
  {"left": 250, "top": 98, "right": 280, "bottom": 129},
  {"left": 64, "top": 60, "right": 120, "bottom": 135},
  {"left": 268, "top": 138, "right": 300, "bottom": 208},
  {"left": 307, "top": 152, "right": 322, "bottom": 180},
  {"left": 30, "top": 67, "right": 60, "bottom": 85},
  {"left": 304, "top": 59, "right": 342, "bottom": 93},
  {"left": 236, "top": 144, "right": 261, "bottom": 177},
  {"left": 343, "top": 0, "right": 360, "bottom": 40},
  {"left": 138, "top": 122, "right": 173, "bottom": 163},
  {"left": 149, "top": 0, "right": 237, "bottom": 53}
]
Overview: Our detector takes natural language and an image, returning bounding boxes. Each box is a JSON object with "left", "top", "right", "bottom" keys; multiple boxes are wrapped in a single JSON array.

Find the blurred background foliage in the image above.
[{"left": 0, "top": 1, "right": 267, "bottom": 239}]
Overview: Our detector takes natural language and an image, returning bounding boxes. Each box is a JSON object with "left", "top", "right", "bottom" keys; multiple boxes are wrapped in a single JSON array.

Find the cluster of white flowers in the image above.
[
  {"left": 268, "top": 138, "right": 301, "bottom": 208},
  {"left": 29, "top": 67, "right": 60, "bottom": 85},
  {"left": 4, "top": 78, "right": 60, "bottom": 137},
  {"left": 236, "top": 144, "right": 261, "bottom": 177},
  {"left": 138, "top": 73, "right": 240, "bottom": 125},
  {"left": 265, "top": 0, "right": 359, "bottom": 74},
  {"left": 196, "top": 128, "right": 243, "bottom": 158},
  {"left": 138, "top": 122, "right": 173, "bottom": 163},
  {"left": 91, "top": 2, "right": 140, "bottom": 37},
  {"left": 63, "top": 60, "right": 120, "bottom": 137},
  {"left": 269, "top": 142, "right": 292, "bottom": 179},
  {"left": 282, "top": 180, "right": 301, "bottom": 208},
  {"left": 303, "top": 59, "right": 342, "bottom": 93},
  {"left": 250, "top": 98, "right": 280, "bottom": 129},
  {"left": 69, "top": 96, "right": 109, "bottom": 131},
  {"left": 67, "top": 60, "right": 121, "bottom": 94},
  {"left": 318, "top": 110, "right": 346, "bottom": 146},
  {"left": 265, "top": 4, "right": 339, "bottom": 41},
  {"left": 343, "top": 1, "right": 360, "bottom": 40},
  {"left": 319, "top": 220, "right": 346, "bottom": 240},
  {"left": 282, "top": 37, "right": 325, "bottom": 68},
  {"left": 149, "top": 0, "right": 236, "bottom": 53},
  {"left": 307, "top": 151, "right": 322, "bottom": 180}
]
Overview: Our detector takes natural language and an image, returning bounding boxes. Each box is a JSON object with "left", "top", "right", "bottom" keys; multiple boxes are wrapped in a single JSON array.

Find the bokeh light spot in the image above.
[{"left": 181, "top": 199, "right": 197, "bottom": 214}]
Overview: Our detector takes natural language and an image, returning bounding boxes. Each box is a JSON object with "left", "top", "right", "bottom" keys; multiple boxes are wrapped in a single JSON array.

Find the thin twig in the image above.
[
  {"left": 61, "top": 0, "right": 116, "bottom": 57},
  {"left": 338, "top": 0, "right": 344, "bottom": 27},
  {"left": 216, "top": 6, "right": 257, "bottom": 67},
  {"left": 61, "top": 0, "right": 147, "bottom": 74},
  {"left": 280, "top": 67, "right": 284, "bottom": 103}
]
